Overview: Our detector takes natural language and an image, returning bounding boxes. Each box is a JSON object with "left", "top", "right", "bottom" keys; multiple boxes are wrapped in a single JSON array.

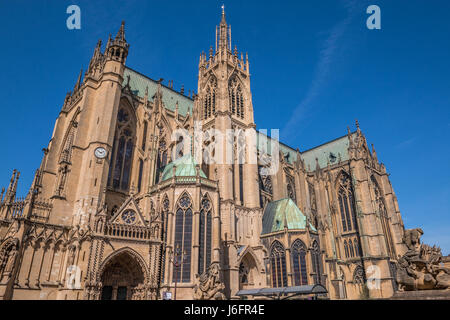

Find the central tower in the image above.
[
  {"left": 194, "top": 8, "right": 262, "bottom": 297},
  {"left": 195, "top": 8, "right": 258, "bottom": 207}
]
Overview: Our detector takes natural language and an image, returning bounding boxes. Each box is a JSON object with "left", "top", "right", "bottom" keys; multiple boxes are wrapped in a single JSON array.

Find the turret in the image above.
[{"left": 105, "top": 21, "right": 129, "bottom": 64}]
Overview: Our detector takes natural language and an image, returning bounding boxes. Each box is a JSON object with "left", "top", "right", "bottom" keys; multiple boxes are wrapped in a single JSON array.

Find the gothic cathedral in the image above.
[{"left": 0, "top": 10, "right": 439, "bottom": 300}]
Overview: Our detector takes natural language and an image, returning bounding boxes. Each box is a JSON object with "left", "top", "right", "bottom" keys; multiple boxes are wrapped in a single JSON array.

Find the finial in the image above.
[
  {"left": 0, "top": 187, "right": 5, "bottom": 203},
  {"left": 355, "top": 119, "right": 360, "bottom": 129},
  {"left": 74, "top": 69, "right": 83, "bottom": 90},
  {"left": 115, "top": 21, "right": 126, "bottom": 41},
  {"left": 220, "top": 4, "right": 227, "bottom": 24}
]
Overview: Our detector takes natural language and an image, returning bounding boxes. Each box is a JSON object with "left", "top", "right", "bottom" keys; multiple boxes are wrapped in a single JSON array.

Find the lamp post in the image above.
[{"left": 168, "top": 243, "right": 187, "bottom": 300}]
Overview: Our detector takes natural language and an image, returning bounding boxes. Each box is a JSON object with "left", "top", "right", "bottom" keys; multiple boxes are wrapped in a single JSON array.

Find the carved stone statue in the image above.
[
  {"left": 396, "top": 228, "right": 450, "bottom": 291},
  {"left": 193, "top": 262, "right": 225, "bottom": 300},
  {"left": 403, "top": 228, "right": 423, "bottom": 251}
]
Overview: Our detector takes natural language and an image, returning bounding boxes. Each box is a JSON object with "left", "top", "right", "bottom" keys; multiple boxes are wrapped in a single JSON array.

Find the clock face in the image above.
[{"left": 94, "top": 147, "right": 107, "bottom": 159}]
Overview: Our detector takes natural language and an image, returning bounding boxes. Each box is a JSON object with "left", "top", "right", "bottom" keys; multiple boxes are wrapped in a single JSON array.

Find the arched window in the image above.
[
  {"left": 229, "top": 76, "right": 245, "bottom": 119},
  {"left": 156, "top": 133, "right": 168, "bottom": 184},
  {"left": 372, "top": 176, "right": 396, "bottom": 259},
  {"left": 108, "top": 106, "right": 135, "bottom": 191},
  {"left": 137, "top": 159, "right": 144, "bottom": 193},
  {"left": 311, "top": 241, "right": 322, "bottom": 284},
  {"left": 173, "top": 193, "right": 192, "bottom": 283},
  {"left": 198, "top": 195, "right": 213, "bottom": 275},
  {"left": 160, "top": 197, "right": 170, "bottom": 283},
  {"left": 353, "top": 238, "right": 360, "bottom": 257},
  {"left": 348, "top": 239, "right": 354, "bottom": 257},
  {"left": 141, "top": 120, "right": 148, "bottom": 151},
  {"left": 270, "top": 241, "right": 287, "bottom": 288},
  {"left": 309, "top": 182, "right": 318, "bottom": 228},
  {"left": 203, "top": 78, "right": 217, "bottom": 119},
  {"left": 291, "top": 240, "right": 308, "bottom": 286},
  {"left": 286, "top": 176, "right": 296, "bottom": 202},
  {"left": 344, "top": 240, "right": 349, "bottom": 258},
  {"left": 337, "top": 172, "right": 358, "bottom": 233}
]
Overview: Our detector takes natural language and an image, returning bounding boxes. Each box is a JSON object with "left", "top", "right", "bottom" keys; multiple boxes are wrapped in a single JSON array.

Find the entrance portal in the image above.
[{"left": 100, "top": 251, "right": 145, "bottom": 300}]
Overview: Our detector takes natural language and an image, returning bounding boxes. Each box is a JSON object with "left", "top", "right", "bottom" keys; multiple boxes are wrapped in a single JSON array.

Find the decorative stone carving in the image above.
[
  {"left": 0, "top": 238, "right": 19, "bottom": 284},
  {"left": 396, "top": 229, "right": 450, "bottom": 291},
  {"left": 193, "top": 262, "right": 225, "bottom": 300}
]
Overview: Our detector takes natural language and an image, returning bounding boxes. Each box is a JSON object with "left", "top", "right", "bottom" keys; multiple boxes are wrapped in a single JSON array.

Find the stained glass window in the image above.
[
  {"left": 199, "top": 196, "right": 212, "bottom": 275},
  {"left": 108, "top": 106, "right": 135, "bottom": 191},
  {"left": 337, "top": 172, "right": 358, "bottom": 233},
  {"left": 291, "top": 240, "right": 308, "bottom": 286},
  {"left": 173, "top": 193, "right": 193, "bottom": 283},
  {"left": 203, "top": 78, "right": 217, "bottom": 119},
  {"left": 229, "top": 76, "right": 245, "bottom": 119},
  {"left": 270, "top": 241, "right": 287, "bottom": 288},
  {"left": 311, "top": 241, "right": 322, "bottom": 284},
  {"left": 372, "top": 176, "right": 396, "bottom": 259}
]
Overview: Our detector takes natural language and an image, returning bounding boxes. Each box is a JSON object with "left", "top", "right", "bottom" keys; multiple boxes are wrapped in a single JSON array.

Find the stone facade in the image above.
[{"left": 0, "top": 11, "right": 448, "bottom": 300}]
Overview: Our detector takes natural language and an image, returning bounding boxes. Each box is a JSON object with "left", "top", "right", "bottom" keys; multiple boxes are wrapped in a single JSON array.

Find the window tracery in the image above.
[
  {"left": 337, "top": 172, "right": 357, "bottom": 233},
  {"left": 311, "top": 241, "right": 322, "bottom": 284},
  {"left": 270, "top": 241, "right": 287, "bottom": 288},
  {"left": 198, "top": 195, "right": 212, "bottom": 275},
  {"left": 372, "top": 176, "right": 396, "bottom": 259},
  {"left": 228, "top": 76, "right": 244, "bottom": 119},
  {"left": 291, "top": 240, "right": 308, "bottom": 286},
  {"left": 108, "top": 106, "right": 135, "bottom": 191},
  {"left": 173, "top": 193, "right": 192, "bottom": 283},
  {"left": 203, "top": 77, "right": 217, "bottom": 119}
]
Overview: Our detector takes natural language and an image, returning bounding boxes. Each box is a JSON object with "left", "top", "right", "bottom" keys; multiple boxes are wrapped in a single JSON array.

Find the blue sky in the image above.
[{"left": 0, "top": 1, "right": 449, "bottom": 254}]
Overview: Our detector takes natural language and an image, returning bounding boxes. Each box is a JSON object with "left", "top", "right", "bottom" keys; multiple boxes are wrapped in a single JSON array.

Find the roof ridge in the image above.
[
  {"left": 125, "top": 66, "right": 194, "bottom": 102},
  {"left": 301, "top": 132, "right": 356, "bottom": 154}
]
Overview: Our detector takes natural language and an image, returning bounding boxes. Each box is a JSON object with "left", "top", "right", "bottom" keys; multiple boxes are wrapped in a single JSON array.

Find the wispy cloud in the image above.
[{"left": 283, "top": 0, "right": 359, "bottom": 138}]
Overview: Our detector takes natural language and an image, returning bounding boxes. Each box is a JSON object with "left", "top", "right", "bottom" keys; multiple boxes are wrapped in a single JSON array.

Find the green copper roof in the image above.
[
  {"left": 261, "top": 198, "right": 316, "bottom": 235},
  {"left": 301, "top": 133, "right": 355, "bottom": 171},
  {"left": 256, "top": 131, "right": 299, "bottom": 165},
  {"left": 160, "top": 154, "right": 207, "bottom": 182},
  {"left": 123, "top": 67, "right": 193, "bottom": 117},
  {"left": 257, "top": 131, "right": 356, "bottom": 172}
]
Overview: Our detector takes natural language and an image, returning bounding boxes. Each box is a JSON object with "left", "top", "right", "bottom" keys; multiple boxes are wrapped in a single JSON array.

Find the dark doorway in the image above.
[
  {"left": 101, "top": 286, "right": 113, "bottom": 300},
  {"left": 100, "top": 251, "right": 145, "bottom": 300},
  {"left": 117, "top": 286, "right": 128, "bottom": 300}
]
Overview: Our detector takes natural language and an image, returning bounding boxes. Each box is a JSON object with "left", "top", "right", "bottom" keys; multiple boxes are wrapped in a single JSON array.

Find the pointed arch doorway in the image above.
[{"left": 100, "top": 251, "right": 146, "bottom": 300}]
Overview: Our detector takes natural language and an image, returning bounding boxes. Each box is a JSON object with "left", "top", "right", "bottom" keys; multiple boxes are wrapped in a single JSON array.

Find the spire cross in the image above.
[{"left": 222, "top": 4, "right": 225, "bottom": 15}]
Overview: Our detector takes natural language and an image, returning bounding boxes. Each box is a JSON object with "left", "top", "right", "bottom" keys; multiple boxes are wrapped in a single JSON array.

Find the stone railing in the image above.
[{"left": 104, "top": 223, "right": 154, "bottom": 241}]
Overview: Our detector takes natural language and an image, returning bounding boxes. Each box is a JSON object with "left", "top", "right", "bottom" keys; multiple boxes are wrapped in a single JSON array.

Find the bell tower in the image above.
[{"left": 195, "top": 7, "right": 259, "bottom": 208}]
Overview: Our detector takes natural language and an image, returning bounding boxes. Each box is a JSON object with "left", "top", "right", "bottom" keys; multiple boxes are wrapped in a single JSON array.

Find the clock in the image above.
[{"left": 94, "top": 147, "right": 107, "bottom": 159}]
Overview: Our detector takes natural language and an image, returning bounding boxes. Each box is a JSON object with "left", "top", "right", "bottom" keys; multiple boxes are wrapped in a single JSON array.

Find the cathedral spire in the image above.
[
  {"left": 221, "top": 4, "right": 227, "bottom": 25},
  {"left": 217, "top": 5, "right": 230, "bottom": 52}
]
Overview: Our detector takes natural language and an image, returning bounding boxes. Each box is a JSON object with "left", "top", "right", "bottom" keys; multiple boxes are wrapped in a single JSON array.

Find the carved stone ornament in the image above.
[
  {"left": 396, "top": 228, "right": 450, "bottom": 291},
  {"left": 193, "top": 262, "right": 226, "bottom": 300}
]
